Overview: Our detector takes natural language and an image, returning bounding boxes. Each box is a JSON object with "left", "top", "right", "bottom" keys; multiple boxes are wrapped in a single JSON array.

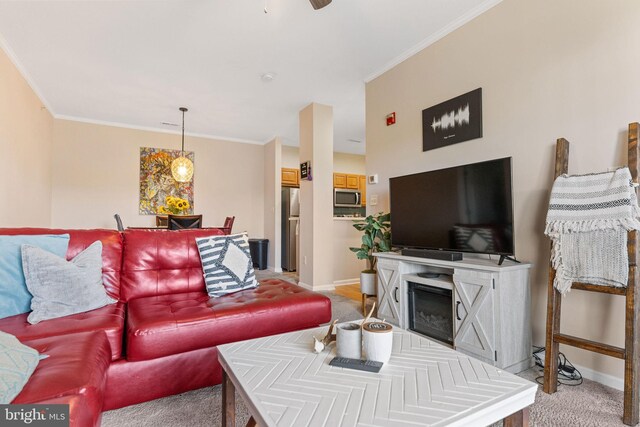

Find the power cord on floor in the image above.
[{"left": 532, "top": 345, "right": 583, "bottom": 386}]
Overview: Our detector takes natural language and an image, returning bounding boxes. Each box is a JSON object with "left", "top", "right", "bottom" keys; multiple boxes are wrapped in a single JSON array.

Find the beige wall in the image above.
[
  {"left": 0, "top": 47, "right": 53, "bottom": 227},
  {"left": 333, "top": 220, "right": 367, "bottom": 284},
  {"left": 281, "top": 145, "right": 365, "bottom": 175},
  {"left": 282, "top": 145, "right": 299, "bottom": 169},
  {"left": 51, "top": 120, "right": 265, "bottom": 236},
  {"left": 264, "top": 138, "right": 282, "bottom": 271},
  {"left": 333, "top": 152, "right": 366, "bottom": 175},
  {"left": 366, "top": 0, "right": 640, "bottom": 384}
]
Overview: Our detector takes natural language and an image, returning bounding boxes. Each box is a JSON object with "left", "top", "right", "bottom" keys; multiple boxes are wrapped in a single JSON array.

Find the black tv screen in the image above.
[{"left": 389, "top": 157, "right": 514, "bottom": 256}]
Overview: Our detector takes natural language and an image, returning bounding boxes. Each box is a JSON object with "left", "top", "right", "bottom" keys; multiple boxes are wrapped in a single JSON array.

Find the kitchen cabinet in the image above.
[
  {"left": 334, "top": 173, "right": 365, "bottom": 191},
  {"left": 359, "top": 175, "right": 367, "bottom": 206},
  {"left": 282, "top": 168, "right": 299, "bottom": 187},
  {"left": 345, "top": 174, "right": 359, "bottom": 189}
]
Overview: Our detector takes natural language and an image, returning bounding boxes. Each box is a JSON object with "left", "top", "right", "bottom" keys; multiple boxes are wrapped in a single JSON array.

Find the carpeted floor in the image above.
[{"left": 102, "top": 278, "right": 628, "bottom": 427}]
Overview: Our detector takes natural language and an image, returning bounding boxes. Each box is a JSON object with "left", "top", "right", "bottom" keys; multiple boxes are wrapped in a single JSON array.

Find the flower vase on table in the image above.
[{"left": 156, "top": 196, "right": 190, "bottom": 227}]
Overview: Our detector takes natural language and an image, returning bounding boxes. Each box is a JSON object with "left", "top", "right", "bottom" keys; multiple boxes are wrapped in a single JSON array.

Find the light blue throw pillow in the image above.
[
  {"left": 0, "top": 331, "right": 40, "bottom": 404},
  {"left": 0, "top": 234, "right": 70, "bottom": 319}
]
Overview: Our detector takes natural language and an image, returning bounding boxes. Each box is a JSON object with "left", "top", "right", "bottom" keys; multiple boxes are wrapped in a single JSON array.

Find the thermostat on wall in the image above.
[{"left": 368, "top": 174, "right": 379, "bottom": 184}]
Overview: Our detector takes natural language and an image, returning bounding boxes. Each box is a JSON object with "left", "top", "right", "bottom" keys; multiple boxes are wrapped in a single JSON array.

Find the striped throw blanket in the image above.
[{"left": 545, "top": 167, "right": 640, "bottom": 295}]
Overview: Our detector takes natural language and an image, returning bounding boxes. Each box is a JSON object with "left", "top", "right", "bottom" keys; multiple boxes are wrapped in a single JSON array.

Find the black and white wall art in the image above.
[{"left": 422, "top": 88, "right": 482, "bottom": 152}]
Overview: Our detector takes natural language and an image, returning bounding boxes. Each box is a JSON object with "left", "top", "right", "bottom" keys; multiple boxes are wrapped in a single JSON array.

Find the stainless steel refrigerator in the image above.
[{"left": 281, "top": 187, "right": 300, "bottom": 271}]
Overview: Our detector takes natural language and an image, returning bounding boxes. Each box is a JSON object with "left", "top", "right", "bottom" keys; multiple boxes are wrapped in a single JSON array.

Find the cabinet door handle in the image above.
[
  {"left": 394, "top": 287, "right": 399, "bottom": 303},
  {"left": 456, "top": 301, "right": 461, "bottom": 321}
]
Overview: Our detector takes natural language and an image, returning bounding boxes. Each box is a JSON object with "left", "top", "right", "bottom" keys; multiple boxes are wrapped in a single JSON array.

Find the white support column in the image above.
[
  {"left": 263, "top": 137, "right": 282, "bottom": 272},
  {"left": 298, "top": 103, "right": 334, "bottom": 290}
]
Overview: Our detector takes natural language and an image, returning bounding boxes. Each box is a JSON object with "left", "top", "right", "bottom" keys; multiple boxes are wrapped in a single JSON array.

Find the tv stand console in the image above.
[{"left": 374, "top": 252, "right": 532, "bottom": 373}]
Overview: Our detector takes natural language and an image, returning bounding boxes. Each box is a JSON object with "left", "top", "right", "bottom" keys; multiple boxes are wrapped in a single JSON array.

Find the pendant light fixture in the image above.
[
  {"left": 171, "top": 107, "right": 194, "bottom": 182},
  {"left": 309, "top": 0, "right": 332, "bottom": 9}
]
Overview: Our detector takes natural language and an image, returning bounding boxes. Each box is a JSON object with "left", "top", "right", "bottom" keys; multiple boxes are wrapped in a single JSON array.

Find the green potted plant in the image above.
[{"left": 349, "top": 212, "right": 391, "bottom": 295}]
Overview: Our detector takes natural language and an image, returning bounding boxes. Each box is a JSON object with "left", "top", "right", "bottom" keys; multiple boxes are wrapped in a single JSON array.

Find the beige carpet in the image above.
[
  {"left": 102, "top": 277, "right": 628, "bottom": 426},
  {"left": 517, "top": 369, "right": 625, "bottom": 427}
]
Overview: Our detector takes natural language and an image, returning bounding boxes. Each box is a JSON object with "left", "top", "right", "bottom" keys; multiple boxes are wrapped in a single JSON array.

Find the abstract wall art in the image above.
[
  {"left": 422, "top": 88, "right": 483, "bottom": 152},
  {"left": 139, "top": 147, "right": 194, "bottom": 215}
]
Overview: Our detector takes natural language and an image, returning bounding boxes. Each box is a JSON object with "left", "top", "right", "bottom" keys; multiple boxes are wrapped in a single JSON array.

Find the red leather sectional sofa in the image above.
[{"left": 0, "top": 228, "right": 332, "bottom": 426}]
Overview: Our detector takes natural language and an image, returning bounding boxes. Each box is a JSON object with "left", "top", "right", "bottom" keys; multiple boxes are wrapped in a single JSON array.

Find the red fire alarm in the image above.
[{"left": 386, "top": 112, "right": 396, "bottom": 126}]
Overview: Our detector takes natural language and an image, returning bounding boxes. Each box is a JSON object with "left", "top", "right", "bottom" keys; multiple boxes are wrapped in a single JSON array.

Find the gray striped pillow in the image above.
[{"left": 196, "top": 232, "right": 258, "bottom": 298}]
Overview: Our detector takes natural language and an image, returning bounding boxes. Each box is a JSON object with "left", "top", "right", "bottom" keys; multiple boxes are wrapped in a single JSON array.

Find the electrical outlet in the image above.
[
  {"left": 370, "top": 195, "right": 378, "bottom": 206},
  {"left": 304, "top": 256, "right": 308, "bottom": 265}
]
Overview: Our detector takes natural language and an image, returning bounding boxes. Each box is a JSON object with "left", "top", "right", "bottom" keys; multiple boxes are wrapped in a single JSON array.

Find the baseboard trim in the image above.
[
  {"left": 298, "top": 281, "right": 312, "bottom": 290},
  {"left": 573, "top": 363, "right": 624, "bottom": 391},
  {"left": 333, "top": 278, "right": 360, "bottom": 286},
  {"left": 298, "top": 281, "right": 335, "bottom": 292},
  {"left": 266, "top": 266, "right": 283, "bottom": 273},
  {"left": 313, "top": 283, "right": 336, "bottom": 291}
]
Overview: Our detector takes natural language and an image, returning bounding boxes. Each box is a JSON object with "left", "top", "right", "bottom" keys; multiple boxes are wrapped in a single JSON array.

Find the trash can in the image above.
[{"left": 248, "top": 238, "right": 269, "bottom": 270}]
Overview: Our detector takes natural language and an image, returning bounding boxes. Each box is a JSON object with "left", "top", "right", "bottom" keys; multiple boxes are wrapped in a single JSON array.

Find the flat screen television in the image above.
[{"left": 389, "top": 157, "right": 514, "bottom": 258}]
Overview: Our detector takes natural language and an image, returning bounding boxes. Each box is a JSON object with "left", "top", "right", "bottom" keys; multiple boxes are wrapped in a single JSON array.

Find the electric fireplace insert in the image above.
[{"left": 407, "top": 281, "right": 454, "bottom": 346}]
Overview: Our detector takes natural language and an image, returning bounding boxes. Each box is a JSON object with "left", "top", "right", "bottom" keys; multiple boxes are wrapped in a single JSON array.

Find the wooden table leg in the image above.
[
  {"left": 362, "top": 293, "right": 367, "bottom": 316},
  {"left": 245, "top": 418, "right": 257, "bottom": 427},
  {"left": 222, "top": 370, "right": 235, "bottom": 427},
  {"left": 503, "top": 407, "right": 530, "bottom": 427}
]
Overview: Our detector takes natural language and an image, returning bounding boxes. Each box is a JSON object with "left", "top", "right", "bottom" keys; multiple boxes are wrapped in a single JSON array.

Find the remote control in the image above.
[{"left": 329, "top": 357, "right": 383, "bottom": 373}]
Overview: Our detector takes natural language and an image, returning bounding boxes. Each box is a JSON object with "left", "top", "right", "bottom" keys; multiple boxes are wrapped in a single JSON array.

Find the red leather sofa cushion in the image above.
[
  {"left": 104, "top": 346, "right": 221, "bottom": 410},
  {"left": 0, "top": 228, "right": 123, "bottom": 300},
  {"left": 0, "top": 302, "right": 125, "bottom": 361},
  {"left": 120, "top": 229, "right": 226, "bottom": 302},
  {"left": 31, "top": 394, "right": 100, "bottom": 427},
  {"left": 126, "top": 279, "right": 332, "bottom": 361},
  {"left": 12, "top": 331, "right": 111, "bottom": 424}
]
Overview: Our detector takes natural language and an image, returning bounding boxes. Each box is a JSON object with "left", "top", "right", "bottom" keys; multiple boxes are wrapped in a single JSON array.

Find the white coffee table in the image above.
[{"left": 218, "top": 325, "right": 536, "bottom": 427}]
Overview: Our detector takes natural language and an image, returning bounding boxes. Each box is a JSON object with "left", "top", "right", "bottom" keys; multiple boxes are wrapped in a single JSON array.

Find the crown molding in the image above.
[
  {"left": 55, "top": 115, "right": 265, "bottom": 146},
  {"left": 364, "top": 0, "right": 503, "bottom": 83},
  {"left": 0, "top": 32, "right": 56, "bottom": 114}
]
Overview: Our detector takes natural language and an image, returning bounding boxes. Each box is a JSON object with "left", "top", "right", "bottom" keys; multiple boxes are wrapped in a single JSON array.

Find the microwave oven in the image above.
[{"left": 334, "top": 189, "right": 362, "bottom": 207}]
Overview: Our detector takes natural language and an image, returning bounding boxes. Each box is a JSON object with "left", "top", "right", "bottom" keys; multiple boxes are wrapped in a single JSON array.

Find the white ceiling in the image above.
[{"left": 0, "top": 0, "right": 500, "bottom": 154}]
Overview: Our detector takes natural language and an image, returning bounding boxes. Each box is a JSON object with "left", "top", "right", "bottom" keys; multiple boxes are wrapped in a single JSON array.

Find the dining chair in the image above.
[
  {"left": 167, "top": 214, "right": 203, "bottom": 230},
  {"left": 156, "top": 215, "right": 168, "bottom": 227},
  {"left": 114, "top": 214, "right": 125, "bottom": 232},
  {"left": 223, "top": 216, "right": 235, "bottom": 234}
]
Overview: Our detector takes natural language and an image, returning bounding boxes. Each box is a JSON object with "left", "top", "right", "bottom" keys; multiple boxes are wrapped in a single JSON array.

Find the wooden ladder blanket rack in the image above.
[{"left": 543, "top": 122, "right": 640, "bottom": 426}]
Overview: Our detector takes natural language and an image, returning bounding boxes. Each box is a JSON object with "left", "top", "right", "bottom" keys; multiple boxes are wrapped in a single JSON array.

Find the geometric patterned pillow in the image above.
[
  {"left": 195, "top": 232, "right": 258, "bottom": 298},
  {"left": 0, "top": 331, "right": 40, "bottom": 404}
]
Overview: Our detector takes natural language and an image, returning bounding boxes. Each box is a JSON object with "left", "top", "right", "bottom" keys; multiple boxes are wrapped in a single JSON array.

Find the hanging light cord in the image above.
[{"left": 180, "top": 107, "right": 188, "bottom": 155}]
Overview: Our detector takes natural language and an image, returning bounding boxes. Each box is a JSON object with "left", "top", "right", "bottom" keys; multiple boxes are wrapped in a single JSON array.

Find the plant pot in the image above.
[{"left": 360, "top": 271, "right": 377, "bottom": 295}]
